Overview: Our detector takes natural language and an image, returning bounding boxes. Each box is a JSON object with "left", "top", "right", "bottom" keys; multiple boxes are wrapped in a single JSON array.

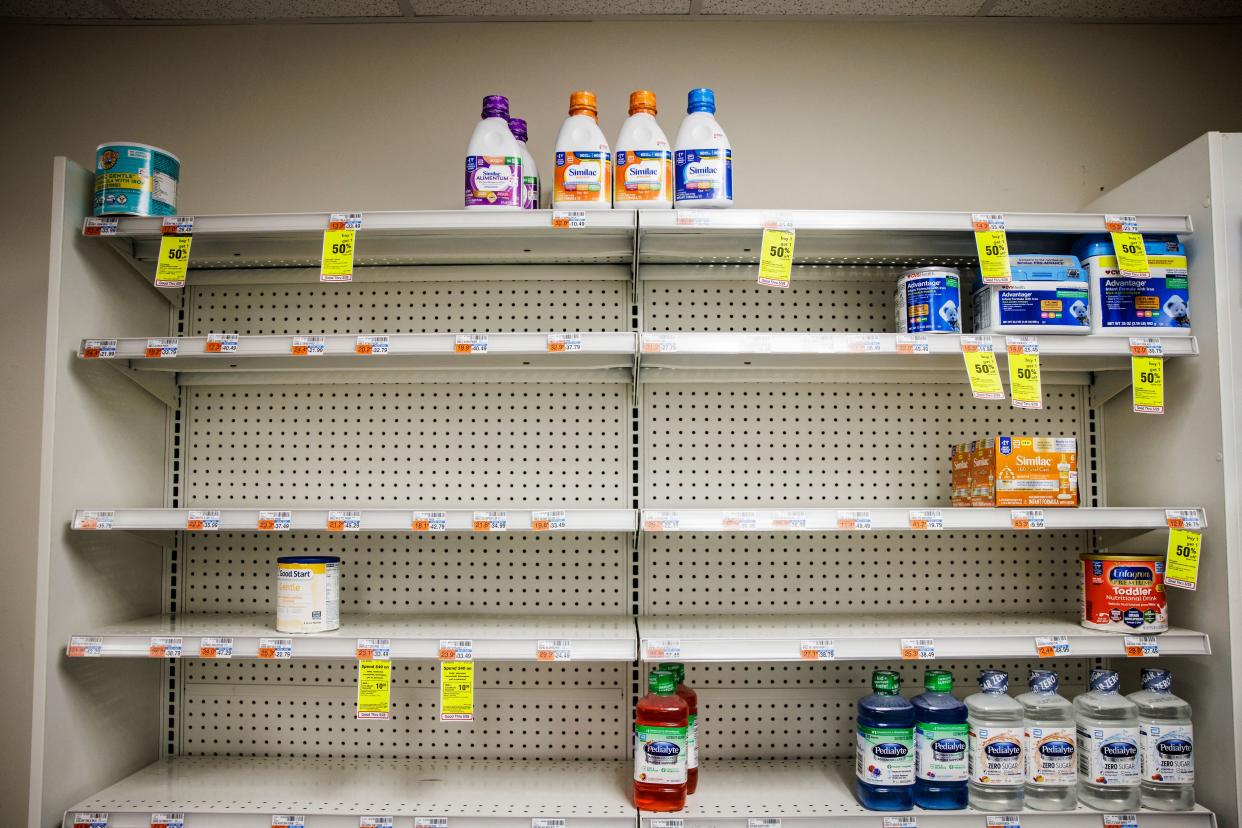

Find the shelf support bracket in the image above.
[
  {"left": 1090, "top": 369, "right": 1132, "bottom": 409},
  {"left": 106, "top": 361, "right": 179, "bottom": 408}
]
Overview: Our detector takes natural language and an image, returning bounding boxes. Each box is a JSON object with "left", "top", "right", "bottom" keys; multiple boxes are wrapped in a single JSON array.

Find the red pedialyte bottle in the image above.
[
  {"left": 634, "top": 669, "right": 689, "bottom": 811},
  {"left": 661, "top": 662, "right": 698, "bottom": 794}
]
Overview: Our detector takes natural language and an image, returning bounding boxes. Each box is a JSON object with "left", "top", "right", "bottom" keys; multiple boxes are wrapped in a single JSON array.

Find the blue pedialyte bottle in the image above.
[
  {"left": 856, "top": 670, "right": 915, "bottom": 810},
  {"left": 913, "top": 669, "right": 969, "bottom": 809}
]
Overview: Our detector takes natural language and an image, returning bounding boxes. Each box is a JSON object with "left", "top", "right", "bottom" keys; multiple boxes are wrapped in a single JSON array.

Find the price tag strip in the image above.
[
  {"left": 986, "top": 817, "right": 1020, "bottom": 828},
  {"left": 721, "top": 510, "right": 758, "bottom": 530},
  {"left": 972, "top": 212, "right": 1011, "bottom": 284},
  {"left": 198, "top": 637, "right": 234, "bottom": 658},
  {"left": 643, "top": 638, "right": 681, "bottom": 660},
  {"left": 258, "top": 638, "right": 293, "bottom": 659},
  {"left": 272, "top": 817, "right": 305, "bottom": 828},
  {"left": 355, "top": 335, "right": 389, "bottom": 355},
  {"left": 895, "top": 334, "right": 929, "bottom": 354},
  {"left": 748, "top": 820, "right": 781, "bottom": 828},
  {"left": 155, "top": 216, "right": 194, "bottom": 288},
  {"left": 908, "top": 509, "right": 943, "bottom": 530},
  {"left": 757, "top": 226, "right": 795, "bottom": 289},
  {"left": 83, "top": 216, "right": 119, "bottom": 236},
  {"left": 1005, "top": 336, "right": 1042, "bottom": 410},
  {"left": 440, "top": 660, "right": 474, "bottom": 722},
  {"left": 415, "top": 819, "right": 449, "bottom": 828},
  {"left": 455, "top": 333, "right": 489, "bottom": 354},
  {"left": 961, "top": 335, "right": 1005, "bottom": 400},
  {"left": 770, "top": 511, "right": 807, "bottom": 530},
  {"left": 291, "top": 335, "right": 326, "bottom": 356},
  {"left": 412, "top": 510, "right": 447, "bottom": 531},
  {"left": 649, "top": 820, "right": 684, "bottom": 828},
  {"left": 205, "top": 332, "right": 239, "bottom": 353},
  {"left": 836, "top": 510, "right": 872, "bottom": 530},
  {"left": 901, "top": 638, "right": 935, "bottom": 660},
  {"left": 881, "top": 817, "right": 918, "bottom": 828},
  {"left": 547, "top": 332, "right": 583, "bottom": 352},
  {"left": 259, "top": 510, "right": 292, "bottom": 531},
  {"left": 81, "top": 339, "right": 117, "bottom": 359},
  {"left": 1010, "top": 509, "right": 1046, "bottom": 530},
  {"left": 148, "top": 637, "right": 182, "bottom": 658},
  {"left": 356, "top": 638, "right": 392, "bottom": 660},
  {"left": 360, "top": 818, "right": 394, "bottom": 828},
  {"left": 74, "top": 510, "right": 115, "bottom": 530},
  {"left": 1165, "top": 527, "right": 1202, "bottom": 590},
  {"left": 1102, "top": 815, "right": 1139, "bottom": 828},
  {"left": 328, "top": 510, "right": 362, "bottom": 531},
  {"left": 643, "top": 510, "right": 680, "bottom": 532},
  {"left": 1034, "top": 635, "right": 1070, "bottom": 658},
  {"left": 799, "top": 639, "right": 836, "bottom": 660},
  {"left": 357, "top": 658, "right": 392, "bottom": 720},
  {"left": 439, "top": 639, "right": 473, "bottom": 660},
  {"left": 536, "top": 639, "right": 572, "bottom": 661},
  {"left": 71, "top": 815, "right": 109, "bottom": 828},
  {"left": 67, "top": 636, "right": 103, "bottom": 657},
  {"left": 1106, "top": 215, "right": 1150, "bottom": 277},
  {"left": 145, "top": 337, "right": 179, "bottom": 358},
  {"left": 1165, "top": 508, "right": 1203, "bottom": 530},
  {"left": 1124, "top": 635, "right": 1159, "bottom": 658},
  {"left": 551, "top": 210, "right": 586, "bottom": 229},
  {"left": 1130, "top": 337, "right": 1164, "bottom": 415},
  {"left": 151, "top": 814, "right": 185, "bottom": 828},
  {"left": 531, "top": 510, "right": 566, "bottom": 531},
  {"left": 321, "top": 212, "right": 362, "bottom": 283},
  {"left": 472, "top": 510, "right": 508, "bottom": 531},
  {"left": 640, "top": 333, "right": 677, "bottom": 354},
  {"left": 186, "top": 509, "right": 220, "bottom": 531}
]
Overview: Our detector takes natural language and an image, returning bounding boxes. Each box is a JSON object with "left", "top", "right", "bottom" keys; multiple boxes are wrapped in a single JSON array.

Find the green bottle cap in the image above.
[
  {"left": 924, "top": 670, "right": 953, "bottom": 693},
  {"left": 872, "top": 670, "right": 901, "bottom": 695},
  {"left": 658, "top": 662, "right": 685, "bottom": 684},
  {"left": 649, "top": 670, "right": 677, "bottom": 695}
]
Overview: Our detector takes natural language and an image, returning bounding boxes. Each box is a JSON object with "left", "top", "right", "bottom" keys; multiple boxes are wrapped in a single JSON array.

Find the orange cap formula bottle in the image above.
[
  {"left": 553, "top": 91, "right": 612, "bottom": 210},
  {"left": 614, "top": 90, "right": 673, "bottom": 208}
]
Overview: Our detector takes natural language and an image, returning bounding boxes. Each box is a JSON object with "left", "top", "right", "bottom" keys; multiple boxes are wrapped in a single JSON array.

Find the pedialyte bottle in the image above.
[
  {"left": 1075, "top": 669, "right": 1141, "bottom": 810},
  {"left": 614, "top": 90, "right": 673, "bottom": 208},
  {"left": 553, "top": 90, "right": 612, "bottom": 210},
  {"left": 913, "top": 670, "right": 969, "bottom": 809},
  {"left": 856, "top": 670, "right": 915, "bottom": 810},
  {"left": 674, "top": 87, "right": 732, "bottom": 208},
  {"left": 1016, "top": 669, "right": 1077, "bottom": 810},
  {"left": 660, "top": 662, "right": 698, "bottom": 793},
  {"left": 464, "top": 94, "right": 523, "bottom": 210},
  {"left": 508, "top": 117, "right": 540, "bottom": 210},
  {"left": 634, "top": 669, "right": 688, "bottom": 811},
  {"left": 1128, "top": 668, "right": 1194, "bottom": 811},
  {"left": 966, "top": 670, "right": 1025, "bottom": 811}
]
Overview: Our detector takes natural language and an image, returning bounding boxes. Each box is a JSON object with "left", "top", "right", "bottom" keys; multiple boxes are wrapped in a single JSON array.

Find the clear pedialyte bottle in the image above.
[
  {"left": 1128, "top": 668, "right": 1194, "bottom": 810},
  {"left": 855, "top": 670, "right": 915, "bottom": 810},
  {"left": 1016, "top": 669, "right": 1077, "bottom": 810},
  {"left": 912, "top": 670, "right": 968, "bottom": 809},
  {"left": 1075, "top": 668, "right": 1141, "bottom": 810},
  {"left": 966, "top": 669, "right": 1025, "bottom": 811}
]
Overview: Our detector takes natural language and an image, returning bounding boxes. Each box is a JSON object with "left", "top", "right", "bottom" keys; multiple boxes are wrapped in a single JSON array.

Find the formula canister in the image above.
[
  {"left": 1079, "top": 552, "right": 1167, "bottom": 634},
  {"left": 94, "top": 141, "right": 180, "bottom": 217},
  {"left": 972, "top": 281, "right": 1091, "bottom": 335},
  {"left": 895, "top": 266, "right": 961, "bottom": 334},
  {"left": 1072, "top": 235, "right": 1190, "bottom": 335},
  {"left": 276, "top": 555, "right": 341, "bottom": 634}
]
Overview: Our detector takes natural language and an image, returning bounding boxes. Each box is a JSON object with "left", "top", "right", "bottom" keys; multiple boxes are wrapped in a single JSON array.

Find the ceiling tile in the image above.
[
  {"left": 412, "top": 0, "right": 691, "bottom": 15},
  {"left": 118, "top": 0, "right": 401, "bottom": 19},
  {"left": 0, "top": 0, "right": 115, "bottom": 17},
  {"left": 700, "top": 0, "right": 980, "bottom": 14},
  {"left": 987, "top": 0, "right": 1242, "bottom": 17}
]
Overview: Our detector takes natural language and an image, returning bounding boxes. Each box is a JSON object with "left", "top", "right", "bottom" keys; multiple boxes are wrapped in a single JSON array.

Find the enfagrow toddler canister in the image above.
[
  {"left": 895, "top": 266, "right": 961, "bottom": 334},
  {"left": 1079, "top": 552, "right": 1167, "bottom": 633},
  {"left": 276, "top": 555, "right": 341, "bottom": 633},
  {"left": 94, "top": 141, "right": 180, "bottom": 217}
]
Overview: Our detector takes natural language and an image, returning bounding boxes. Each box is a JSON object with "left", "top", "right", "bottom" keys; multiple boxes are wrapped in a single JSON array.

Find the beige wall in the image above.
[{"left": 3, "top": 17, "right": 1241, "bottom": 823}]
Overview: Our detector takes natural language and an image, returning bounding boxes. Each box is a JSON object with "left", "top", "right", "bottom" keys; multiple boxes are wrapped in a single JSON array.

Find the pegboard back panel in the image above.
[
  {"left": 182, "top": 533, "right": 630, "bottom": 615},
  {"left": 184, "top": 384, "right": 630, "bottom": 507}
]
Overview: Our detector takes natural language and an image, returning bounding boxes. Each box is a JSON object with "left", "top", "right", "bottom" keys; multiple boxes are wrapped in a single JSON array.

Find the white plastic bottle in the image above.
[
  {"left": 613, "top": 89, "right": 672, "bottom": 209},
  {"left": 464, "top": 94, "right": 523, "bottom": 211},
  {"left": 508, "top": 117, "right": 539, "bottom": 210},
  {"left": 552, "top": 90, "right": 612, "bottom": 210},
  {"left": 966, "top": 670, "right": 1025, "bottom": 811},
  {"left": 1016, "top": 669, "right": 1077, "bottom": 810},
  {"left": 1128, "top": 668, "right": 1194, "bottom": 811},
  {"left": 674, "top": 87, "right": 732, "bottom": 208},
  {"left": 1075, "top": 669, "right": 1141, "bottom": 811}
]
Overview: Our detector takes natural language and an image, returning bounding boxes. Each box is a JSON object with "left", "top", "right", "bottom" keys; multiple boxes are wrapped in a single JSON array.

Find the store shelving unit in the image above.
[{"left": 34, "top": 135, "right": 1242, "bottom": 828}]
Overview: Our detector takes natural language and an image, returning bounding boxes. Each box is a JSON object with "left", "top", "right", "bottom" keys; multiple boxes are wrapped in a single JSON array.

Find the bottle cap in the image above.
[
  {"left": 1090, "top": 668, "right": 1121, "bottom": 693},
  {"left": 658, "top": 662, "right": 685, "bottom": 684},
  {"left": 1141, "top": 668, "right": 1173, "bottom": 693},
  {"left": 507, "top": 117, "right": 529, "bottom": 143},
  {"left": 482, "top": 95, "right": 510, "bottom": 120},
  {"left": 1028, "top": 669, "right": 1059, "bottom": 694},
  {"left": 648, "top": 669, "right": 677, "bottom": 695},
  {"left": 687, "top": 87, "right": 716, "bottom": 114},
  {"left": 871, "top": 670, "right": 901, "bottom": 695},
  {"left": 569, "top": 90, "right": 598, "bottom": 119},
  {"left": 629, "top": 89, "right": 658, "bottom": 116},
  {"left": 979, "top": 669, "right": 1009, "bottom": 694},
  {"left": 923, "top": 670, "right": 953, "bottom": 693}
]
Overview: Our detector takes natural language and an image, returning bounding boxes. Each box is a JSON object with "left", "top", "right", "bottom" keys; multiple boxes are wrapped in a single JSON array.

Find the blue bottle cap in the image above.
[
  {"left": 1028, "top": 669, "right": 1059, "bottom": 693},
  {"left": 979, "top": 669, "right": 1009, "bottom": 694},
  {"left": 1090, "top": 668, "right": 1121, "bottom": 693},
  {"left": 1141, "top": 668, "right": 1173, "bottom": 693},
  {"left": 687, "top": 87, "right": 716, "bottom": 114}
]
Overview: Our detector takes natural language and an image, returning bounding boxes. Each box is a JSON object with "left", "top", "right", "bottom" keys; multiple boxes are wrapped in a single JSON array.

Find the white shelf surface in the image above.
[
  {"left": 640, "top": 759, "right": 1216, "bottom": 828},
  {"left": 70, "top": 507, "right": 638, "bottom": 533},
  {"left": 639, "top": 507, "right": 1201, "bottom": 532},
  {"left": 68, "top": 613, "right": 637, "bottom": 660},
  {"left": 637, "top": 613, "right": 1210, "bottom": 662},
  {"left": 67, "top": 756, "right": 635, "bottom": 828}
]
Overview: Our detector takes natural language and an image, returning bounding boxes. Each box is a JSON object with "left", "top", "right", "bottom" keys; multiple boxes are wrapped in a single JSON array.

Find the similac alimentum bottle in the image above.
[
  {"left": 966, "top": 670, "right": 1025, "bottom": 811},
  {"left": 1016, "top": 669, "right": 1077, "bottom": 810},
  {"left": 1075, "top": 669, "right": 1141, "bottom": 811},
  {"left": 464, "top": 95, "right": 523, "bottom": 210},
  {"left": 635, "top": 669, "right": 689, "bottom": 811},
  {"left": 660, "top": 662, "right": 698, "bottom": 793},
  {"left": 1128, "top": 668, "right": 1194, "bottom": 811},
  {"left": 508, "top": 117, "right": 540, "bottom": 210},
  {"left": 912, "top": 670, "right": 969, "bottom": 810},
  {"left": 553, "top": 90, "right": 612, "bottom": 210},
  {"left": 674, "top": 88, "right": 732, "bottom": 208},
  {"left": 856, "top": 670, "right": 915, "bottom": 810},
  {"left": 614, "top": 90, "right": 673, "bottom": 209}
]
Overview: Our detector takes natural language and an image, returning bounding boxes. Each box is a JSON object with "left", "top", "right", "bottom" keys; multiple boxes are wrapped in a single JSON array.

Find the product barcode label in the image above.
[
  {"left": 360, "top": 818, "right": 394, "bottom": 828},
  {"left": 439, "top": 639, "right": 473, "bottom": 660},
  {"left": 162, "top": 216, "right": 195, "bottom": 235},
  {"left": 881, "top": 818, "right": 917, "bottom": 828},
  {"left": 721, "top": 510, "right": 758, "bottom": 530},
  {"left": 1124, "top": 635, "right": 1158, "bottom": 657},
  {"left": 198, "top": 637, "right": 233, "bottom": 658},
  {"left": 836, "top": 510, "right": 872, "bottom": 530},
  {"left": 640, "top": 333, "right": 677, "bottom": 353},
  {"left": 330, "top": 212, "right": 362, "bottom": 230},
  {"left": 1129, "top": 336, "right": 1163, "bottom": 357},
  {"left": 148, "top": 637, "right": 182, "bottom": 658},
  {"left": 327, "top": 510, "right": 362, "bottom": 531},
  {"left": 81, "top": 339, "right": 117, "bottom": 359},
  {"left": 356, "top": 638, "right": 392, "bottom": 660},
  {"left": 355, "top": 335, "right": 389, "bottom": 355},
  {"left": 908, "top": 509, "right": 943, "bottom": 530},
  {"left": 551, "top": 210, "right": 586, "bottom": 229},
  {"left": 186, "top": 509, "right": 220, "bottom": 531},
  {"left": 258, "top": 510, "right": 292, "bottom": 531},
  {"left": 74, "top": 510, "right": 115, "bottom": 530},
  {"left": 770, "top": 510, "right": 807, "bottom": 530},
  {"left": 1034, "top": 635, "right": 1070, "bottom": 658},
  {"left": 272, "top": 818, "right": 305, "bottom": 828},
  {"left": 535, "top": 639, "right": 572, "bottom": 661},
  {"left": 1165, "top": 509, "right": 1203, "bottom": 530},
  {"left": 72, "top": 815, "right": 109, "bottom": 828},
  {"left": 531, "top": 510, "right": 566, "bottom": 531},
  {"left": 844, "top": 334, "right": 885, "bottom": 354},
  {"left": 258, "top": 638, "right": 293, "bottom": 659},
  {"left": 67, "top": 636, "right": 103, "bottom": 657},
  {"left": 291, "top": 335, "right": 326, "bottom": 356},
  {"left": 145, "top": 338, "right": 179, "bottom": 358},
  {"left": 415, "top": 819, "right": 449, "bottom": 828},
  {"left": 83, "top": 216, "right": 119, "bottom": 236},
  {"left": 748, "top": 820, "right": 782, "bottom": 828},
  {"left": 472, "top": 510, "right": 508, "bottom": 531},
  {"left": 532, "top": 821, "right": 566, "bottom": 828},
  {"left": 1010, "top": 509, "right": 1046, "bottom": 530},
  {"left": 895, "top": 334, "right": 929, "bottom": 354},
  {"left": 799, "top": 639, "right": 836, "bottom": 660},
  {"left": 643, "top": 510, "right": 680, "bottom": 531},
  {"left": 547, "top": 332, "right": 583, "bottom": 352},
  {"left": 1102, "top": 815, "right": 1139, "bottom": 828},
  {"left": 151, "top": 814, "right": 185, "bottom": 828},
  {"left": 643, "top": 638, "right": 681, "bottom": 660},
  {"left": 901, "top": 638, "right": 935, "bottom": 659},
  {"left": 205, "top": 332, "right": 239, "bottom": 353},
  {"left": 986, "top": 818, "right": 1020, "bottom": 828},
  {"left": 454, "top": 333, "right": 488, "bottom": 353},
  {"left": 412, "top": 510, "right": 447, "bottom": 531},
  {"left": 650, "top": 820, "right": 684, "bottom": 828}
]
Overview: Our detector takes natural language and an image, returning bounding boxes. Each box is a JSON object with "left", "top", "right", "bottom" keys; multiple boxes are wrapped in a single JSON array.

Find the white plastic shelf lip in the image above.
[
  {"left": 69, "top": 508, "right": 638, "bottom": 532},
  {"left": 637, "top": 615, "right": 1210, "bottom": 662},
  {"left": 638, "top": 210, "right": 1194, "bottom": 235},
  {"left": 639, "top": 507, "right": 1203, "bottom": 532},
  {"left": 71, "top": 614, "right": 637, "bottom": 660}
]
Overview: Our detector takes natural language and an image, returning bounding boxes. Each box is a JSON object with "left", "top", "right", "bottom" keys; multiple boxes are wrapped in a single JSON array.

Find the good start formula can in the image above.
[
  {"left": 94, "top": 141, "right": 180, "bottom": 217},
  {"left": 896, "top": 267, "right": 961, "bottom": 334},
  {"left": 276, "top": 556, "right": 341, "bottom": 634},
  {"left": 1079, "top": 553, "right": 1167, "bottom": 634}
]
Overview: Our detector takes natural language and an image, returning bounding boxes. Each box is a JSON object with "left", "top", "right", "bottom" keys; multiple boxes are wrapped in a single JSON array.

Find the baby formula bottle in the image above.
[
  {"left": 912, "top": 670, "right": 969, "bottom": 810},
  {"left": 966, "top": 670, "right": 1025, "bottom": 811},
  {"left": 660, "top": 662, "right": 698, "bottom": 793},
  {"left": 855, "top": 670, "right": 915, "bottom": 811},
  {"left": 1075, "top": 669, "right": 1141, "bottom": 811},
  {"left": 1128, "top": 668, "right": 1194, "bottom": 811},
  {"left": 464, "top": 95, "right": 523, "bottom": 210},
  {"left": 553, "top": 90, "right": 612, "bottom": 210},
  {"left": 1016, "top": 669, "right": 1077, "bottom": 810},
  {"left": 614, "top": 90, "right": 673, "bottom": 209},
  {"left": 634, "top": 669, "right": 689, "bottom": 811},
  {"left": 508, "top": 117, "right": 540, "bottom": 210},
  {"left": 674, "top": 88, "right": 732, "bottom": 208}
]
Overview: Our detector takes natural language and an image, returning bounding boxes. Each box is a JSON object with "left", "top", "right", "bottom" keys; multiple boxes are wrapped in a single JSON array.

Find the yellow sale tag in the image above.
[
  {"left": 972, "top": 213, "right": 1011, "bottom": 284},
  {"left": 1006, "top": 337, "right": 1042, "bottom": 409},
  {"left": 961, "top": 336, "right": 1004, "bottom": 400},
  {"left": 440, "top": 661, "right": 474, "bottom": 722},
  {"left": 1132, "top": 355, "right": 1164, "bottom": 414},
  {"left": 1106, "top": 215, "right": 1150, "bottom": 277},
  {"left": 356, "top": 659, "right": 391, "bottom": 720},
  {"left": 155, "top": 235, "right": 192, "bottom": 288},
  {"left": 1165, "top": 528, "right": 1201, "bottom": 590},
  {"left": 756, "top": 228, "right": 795, "bottom": 288},
  {"left": 321, "top": 213, "right": 361, "bottom": 283}
]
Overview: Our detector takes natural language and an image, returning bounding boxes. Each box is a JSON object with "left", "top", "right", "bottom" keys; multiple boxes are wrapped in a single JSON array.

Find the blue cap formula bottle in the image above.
[
  {"left": 856, "top": 670, "right": 915, "bottom": 810},
  {"left": 674, "top": 88, "right": 732, "bottom": 208}
]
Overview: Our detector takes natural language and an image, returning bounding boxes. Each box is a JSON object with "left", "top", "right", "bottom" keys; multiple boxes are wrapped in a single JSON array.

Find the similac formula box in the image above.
[
  {"left": 969, "top": 439, "right": 994, "bottom": 508},
  {"left": 1072, "top": 235, "right": 1190, "bottom": 335},
  {"left": 979, "top": 436, "right": 1078, "bottom": 508},
  {"left": 951, "top": 443, "right": 971, "bottom": 507}
]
